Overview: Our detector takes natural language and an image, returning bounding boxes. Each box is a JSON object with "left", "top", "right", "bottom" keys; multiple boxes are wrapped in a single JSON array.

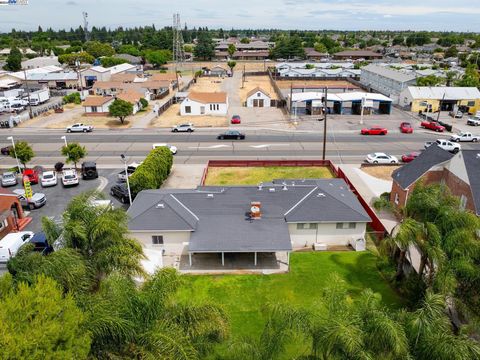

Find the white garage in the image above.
[{"left": 246, "top": 87, "right": 271, "bottom": 108}]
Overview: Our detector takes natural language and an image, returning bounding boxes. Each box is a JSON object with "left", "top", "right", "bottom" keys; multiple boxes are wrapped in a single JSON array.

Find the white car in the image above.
[
  {"left": 66, "top": 123, "right": 94, "bottom": 133},
  {"left": 1, "top": 172, "right": 17, "bottom": 187},
  {"left": 424, "top": 139, "right": 461, "bottom": 153},
  {"left": 152, "top": 143, "right": 177, "bottom": 154},
  {"left": 365, "top": 153, "right": 399, "bottom": 164},
  {"left": 13, "top": 189, "right": 47, "bottom": 209},
  {"left": 41, "top": 171, "right": 58, "bottom": 187},
  {"left": 172, "top": 123, "right": 194, "bottom": 132},
  {"left": 61, "top": 169, "right": 79, "bottom": 187}
]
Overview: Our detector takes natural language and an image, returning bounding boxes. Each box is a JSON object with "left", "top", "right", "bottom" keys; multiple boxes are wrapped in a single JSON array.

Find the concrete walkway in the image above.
[{"left": 339, "top": 164, "right": 398, "bottom": 234}]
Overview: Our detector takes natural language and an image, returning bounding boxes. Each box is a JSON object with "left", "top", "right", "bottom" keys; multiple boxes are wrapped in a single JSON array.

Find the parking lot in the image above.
[{"left": 0, "top": 96, "right": 63, "bottom": 127}]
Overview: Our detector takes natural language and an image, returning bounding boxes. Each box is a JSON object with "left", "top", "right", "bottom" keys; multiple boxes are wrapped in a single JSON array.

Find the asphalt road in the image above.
[{"left": 1, "top": 127, "right": 479, "bottom": 166}]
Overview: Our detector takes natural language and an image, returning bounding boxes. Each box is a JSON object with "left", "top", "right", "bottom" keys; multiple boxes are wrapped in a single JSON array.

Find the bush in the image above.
[
  {"left": 139, "top": 98, "right": 148, "bottom": 109},
  {"left": 373, "top": 192, "right": 392, "bottom": 211},
  {"left": 129, "top": 147, "right": 173, "bottom": 196},
  {"left": 63, "top": 92, "right": 81, "bottom": 105}
]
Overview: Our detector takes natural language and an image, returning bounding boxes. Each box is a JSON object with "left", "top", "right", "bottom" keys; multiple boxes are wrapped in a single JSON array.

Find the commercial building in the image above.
[{"left": 399, "top": 86, "right": 480, "bottom": 114}]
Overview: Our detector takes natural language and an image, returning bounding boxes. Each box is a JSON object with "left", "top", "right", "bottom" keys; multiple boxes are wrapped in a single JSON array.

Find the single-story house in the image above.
[
  {"left": 150, "top": 73, "right": 179, "bottom": 89},
  {"left": 21, "top": 56, "right": 61, "bottom": 69},
  {"left": 304, "top": 48, "right": 329, "bottom": 61},
  {"left": 114, "top": 53, "right": 143, "bottom": 65},
  {"left": 399, "top": 86, "right": 480, "bottom": 114},
  {"left": 333, "top": 50, "right": 383, "bottom": 60},
  {"left": 232, "top": 51, "right": 270, "bottom": 60},
  {"left": 180, "top": 92, "right": 228, "bottom": 116},
  {"left": 0, "top": 189, "right": 32, "bottom": 239},
  {"left": 390, "top": 145, "right": 480, "bottom": 215},
  {"left": 209, "top": 65, "right": 228, "bottom": 77},
  {"left": 82, "top": 96, "right": 115, "bottom": 115},
  {"left": 127, "top": 178, "right": 371, "bottom": 271},
  {"left": 117, "top": 89, "right": 145, "bottom": 115},
  {"left": 246, "top": 87, "right": 271, "bottom": 108}
]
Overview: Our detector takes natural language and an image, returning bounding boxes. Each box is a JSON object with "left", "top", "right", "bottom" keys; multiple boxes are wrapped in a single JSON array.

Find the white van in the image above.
[{"left": 0, "top": 231, "right": 34, "bottom": 263}]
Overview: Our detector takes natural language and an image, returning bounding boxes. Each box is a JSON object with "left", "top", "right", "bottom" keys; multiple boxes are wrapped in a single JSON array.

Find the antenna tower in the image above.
[
  {"left": 83, "top": 12, "right": 90, "bottom": 42},
  {"left": 172, "top": 13, "right": 185, "bottom": 70}
]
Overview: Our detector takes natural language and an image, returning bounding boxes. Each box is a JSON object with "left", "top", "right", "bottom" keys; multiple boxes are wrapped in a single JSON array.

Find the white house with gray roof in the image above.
[{"left": 127, "top": 179, "right": 371, "bottom": 272}]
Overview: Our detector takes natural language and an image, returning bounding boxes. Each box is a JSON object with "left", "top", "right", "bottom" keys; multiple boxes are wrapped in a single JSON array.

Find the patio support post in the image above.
[
  {"left": 254, "top": 252, "right": 257, "bottom": 266},
  {"left": 221, "top": 252, "right": 224, "bottom": 266},
  {"left": 287, "top": 251, "right": 290, "bottom": 265},
  {"left": 189, "top": 252, "right": 192, "bottom": 267}
]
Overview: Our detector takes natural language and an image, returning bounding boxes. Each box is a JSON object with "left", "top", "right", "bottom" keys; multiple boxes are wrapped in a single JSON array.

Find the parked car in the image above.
[
  {"left": 61, "top": 169, "right": 79, "bottom": 187},
  {"left": 22, "top": 169, "right": 39, "bottom": 184},
  {"left": 110, "top": 183, "right": 131, "bottom": 204},
  {"left": 365, "top": 153, "right": 399, "bottom": 164},
  {"left": 360, "top": 126, "right": 387, "bottom": 135},
  {"left": 231, "top": 115, "right": 241, "bottom": 124},
  {"left": 449, "top": 110, "right": 463, "bottom": 118},
  {"left": 1, "top": 146, "right": 11, "bottom": 155},
  {"left": 217, "top": 130, "right": 246, "bottom": 140},
  {"left": 81, "top": 161, "right": 98, "bottom": 180},
  {"left": 467, "top": 116, "right": 480, "bottom": 126},
  {"left": 420, "top": 120, "right": 445, "bottom": 132},
  {"left": 0, "top": 231, "right": 34, "bottom": 263},
  {"left": 28, "top": 232, "right": 54, "bottom": 255},
  {"left": 13, "top": 189, "right": 47, "bottom": 209},
  {"left": 40, "top": 171, "right": 57, "bottom": 187},
  {"left": 424, "top": 139, "right": 461, "bottom": 153},
  {"left": 449, "top": 132, "right": 480, "bottom": 142},
  {"left": 152, "top": 143, "right": 178, "bottom": 154},
  {"left": 66, "top": 123, "right": 93, "bottom": 133},
  {"left": 399, "top": 122, "right": 413, "bottom": 133},
  {"left": 1, "top": 172, "right": 17, "bottom": 187},
  {"left": 401, "top": 152, "right": 420, "bottom": 163},
  {"left": 118, "top": 162, "right": 142, "bottom": 182},
  {"left": 172, "top": 123, "right": 194, "bottom": 132}
]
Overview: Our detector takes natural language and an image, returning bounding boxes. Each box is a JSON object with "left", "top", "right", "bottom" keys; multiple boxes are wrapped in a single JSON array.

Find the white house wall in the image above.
[
  {"left": 246, "top": 91, "right": 271, "bottom": 107},
  {"left": 180, "top": 98, "right": 228, "bottom": 116},
  {"left": 130, "top": 231, "right": 191, "bottom": 256},
  {"left": 444, "top": 152, "right": 470, "bottom": 184},
  {"left": 288, "top": 222, "right": 367, "bottom": 248}
]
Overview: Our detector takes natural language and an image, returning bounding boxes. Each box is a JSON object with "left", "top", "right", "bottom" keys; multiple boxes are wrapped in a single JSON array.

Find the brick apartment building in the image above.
[
  {"left": 0, "top": 189, "right": 32, "bottom": 239},
  {"left": 390, "top": 145, "right": 480, "bottom": 215}
]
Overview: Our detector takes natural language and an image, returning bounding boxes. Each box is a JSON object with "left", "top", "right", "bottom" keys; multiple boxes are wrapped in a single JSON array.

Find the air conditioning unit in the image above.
[
  {"left": 350, "top": 237, "right": 366, "bottom": 251},
  {"left": 314, "top": 243, "right": 327, "bottom": 251}
]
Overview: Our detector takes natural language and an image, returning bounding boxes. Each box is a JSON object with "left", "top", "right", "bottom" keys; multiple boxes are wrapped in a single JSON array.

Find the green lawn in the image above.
[
  {"left": 204, "top": 166, "right": 334, "bottom": 186},
  {"left": 177, "top": 252, "right": 403, "bottom": 340}
]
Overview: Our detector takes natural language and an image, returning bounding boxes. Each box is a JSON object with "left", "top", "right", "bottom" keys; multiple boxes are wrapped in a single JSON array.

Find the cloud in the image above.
[
  {"left": 66, "top": 0, "right": 77, "bottom": 5},
  {"left": 383, "top": 14, "right": 393, "bottom": 18}
]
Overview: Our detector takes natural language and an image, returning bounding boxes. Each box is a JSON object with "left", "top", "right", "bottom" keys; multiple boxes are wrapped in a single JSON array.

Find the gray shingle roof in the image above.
[
  {"left": 128, "top": 179, "right": 370, "bottom": 252},
  {"left": 461, "top": 151, "right": 480, "bottom": 215},
  {"left": 362, "top": 64, "right": 417, "bottom": 83},
  {"left": 392, "top": 144, "right": 454, "bottom": 189}
]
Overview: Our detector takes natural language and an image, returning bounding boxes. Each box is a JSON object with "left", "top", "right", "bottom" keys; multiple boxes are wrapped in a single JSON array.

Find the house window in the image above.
[
  {"left": 467, "top": 101, "right": 475, "bottom": 106},
  {"left": 257, "top": 93, "right": 261, "bottom": 97},
  {"left": 185, "top": 106, "right": 191, "bottom": 114},
  {"left": 91, "top": 106, "right": 98, "bottom": 112},
  {"left": 152, "top": 235, "right": 164, "bottom": 245},
  {"left": 348, "top": 223, "right": 356, "bottom": 229},
  {"left": 336, "top": 223, "right": 344, "bottom": 229},
  {"left": 460, "top": 195, "right": 467, "bottom": 210},
  {"left": 209, "top": 104, "right": 213, "bottom": 111},
  {"left": 394, "top": 193, "right": 399, "bottom": 205},
  {"left": 297, "top": 223, "right": 317, "bottom": 230},
  {"left": 216, "top": 104, "right": 219, "bottom": 110}
]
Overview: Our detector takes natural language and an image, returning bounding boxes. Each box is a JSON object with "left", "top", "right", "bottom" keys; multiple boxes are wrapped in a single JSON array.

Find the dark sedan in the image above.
[
  {"left": 217, "top": 130, "right": 246, "bottom": 140},
  {"left": 110, "top": 183, "right": 132, "bottom": 204},
  {"left": 1, "top": 146, "right": 11, "bottom": 155}
]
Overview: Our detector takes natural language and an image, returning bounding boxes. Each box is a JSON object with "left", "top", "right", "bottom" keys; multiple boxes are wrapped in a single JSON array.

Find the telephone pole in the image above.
[
  {"left": 322, "top": 87, "right": 328, "bottom": 161},
  {"left": 82, "top": 12, "right": 90, "bottom": 42}
]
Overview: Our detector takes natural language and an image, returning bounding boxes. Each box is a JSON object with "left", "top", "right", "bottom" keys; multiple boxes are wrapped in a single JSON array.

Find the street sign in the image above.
[{"left": 23, "top": 176, "right": 32, "bottom": 199}]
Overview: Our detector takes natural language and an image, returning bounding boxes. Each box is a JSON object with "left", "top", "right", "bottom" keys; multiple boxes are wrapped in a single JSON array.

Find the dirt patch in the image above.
[
  {"left": 165, "top": 61, "right": 276, "bottom": 73},
  {"left": 276, "top": 79, "right": 360, "bottom": 90},
  {"left": 189, "top": 77, "right": 224, "bottom": 92},
  {"left": 360, "top": 166, "right": 399, "bottom": 181},
  {"left": 239, "top": 76, "right": 278, "bottom": 102},
  {"left": 150, "top": 103, "right": 227, "bottom": 128}
]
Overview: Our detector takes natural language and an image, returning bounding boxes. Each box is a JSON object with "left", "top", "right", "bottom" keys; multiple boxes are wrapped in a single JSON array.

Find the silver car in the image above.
[
  {"left": 1, "top": 172, "right": 17, "bottom": 187},
  {"left": 13, "top": 189, "right": 47, "bottom": 209}
]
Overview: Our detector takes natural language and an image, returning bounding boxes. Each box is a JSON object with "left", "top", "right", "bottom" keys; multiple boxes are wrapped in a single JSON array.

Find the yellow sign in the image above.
[{"left": 23, "top": 176, "right": 32, "bottom": 199}]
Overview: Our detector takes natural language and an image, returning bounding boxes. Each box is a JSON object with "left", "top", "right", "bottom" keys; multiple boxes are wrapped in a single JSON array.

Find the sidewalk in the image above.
[{"left": 339, "top": 164, "right": 398, "bottom": 234}]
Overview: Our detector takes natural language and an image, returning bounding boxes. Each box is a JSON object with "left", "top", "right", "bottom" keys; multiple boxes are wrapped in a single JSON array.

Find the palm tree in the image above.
[{"left": 390, "top": 218, "right": 422, "bottom": 281}]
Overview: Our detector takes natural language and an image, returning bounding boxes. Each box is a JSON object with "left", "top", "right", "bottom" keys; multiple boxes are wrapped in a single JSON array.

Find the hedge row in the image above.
[{"left": 129, "top": 147, "right": 173, "bottom": 196}]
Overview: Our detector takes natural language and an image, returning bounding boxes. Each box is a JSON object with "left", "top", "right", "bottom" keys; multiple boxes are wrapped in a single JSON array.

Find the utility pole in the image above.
[
  {"left": 82, "top": 12, "right": 89, "bottom": 42},
  {"left": 172, "top": 13, "right": 185, "bottom": 76},
  {"left": 242, "top": 65, "right": 246, "bottom": 88},
  {"left": 322, "top": 87, "right": 328, "bottom": 161},
  {"left": 289, "top": 83, "right": 293, "bottom": 117},
  {"left": 436, "top": 92, "right": 446, "bottom": 122},
  {"left": 22, "top": 68, "right": 33, "bottom": 119},
  {"left": 359, "top": 95, "right": 365, "bottom": 125}
]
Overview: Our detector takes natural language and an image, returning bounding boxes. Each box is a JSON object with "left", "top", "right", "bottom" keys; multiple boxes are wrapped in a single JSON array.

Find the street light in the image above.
[
  {"left": 120, "top": 154, "right": 133, "bottom": 205},
  {"left": 6, "top": 136, "right": 21, "bottom": 174},
  {"left": 61, "top": 136, "right": 68, "bottom": 148}
]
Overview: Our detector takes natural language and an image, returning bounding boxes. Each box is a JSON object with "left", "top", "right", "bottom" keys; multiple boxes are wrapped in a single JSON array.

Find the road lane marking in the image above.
[
  {"left": 189, "top": 145, "right": 232, "bottom": 149},
  {"left": 249, "top": 144, "right": 291, "bottom": 148}
]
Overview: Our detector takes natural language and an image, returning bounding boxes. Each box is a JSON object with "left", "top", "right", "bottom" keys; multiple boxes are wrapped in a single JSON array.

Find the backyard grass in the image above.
[
  {"left": 177, "top": 252, "right": 403, "bottom": 354},
  {"left": 204, "top": 166, "right": 334, "bottom": 186}
]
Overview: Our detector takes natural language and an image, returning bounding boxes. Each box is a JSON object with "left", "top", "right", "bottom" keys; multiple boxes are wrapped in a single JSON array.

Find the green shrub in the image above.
[
  {"left": 139, "top": 98, "right": 148, "bottom": 109},
  {"left": 63, "top": 92, "right": 81, "bottom": 104},
  {"left": 129, "top": 147, "right": 173, "bottom": 196}
]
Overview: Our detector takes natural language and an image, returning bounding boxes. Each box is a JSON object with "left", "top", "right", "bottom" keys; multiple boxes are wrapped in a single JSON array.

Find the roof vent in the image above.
[
  {"left": 282, "top": 185, "right": 288, "bottom": 191},
  {"left": 207, "top": 193, "right": 214, "bottom": 198},
  {"left": 317, "top": 193, "right": 326, "bottom": 197},
  {"left": 155, "top": 203, "right": 165, "bottom": 209},
  {"left": 477, "top": 153, "right": 480, "bottom": 159},
  {"left": 258, "top": 182, "right": 263, "bottom": 190},
  {"left": 269, "top": 188, "right": 276, "bottom": 192}
]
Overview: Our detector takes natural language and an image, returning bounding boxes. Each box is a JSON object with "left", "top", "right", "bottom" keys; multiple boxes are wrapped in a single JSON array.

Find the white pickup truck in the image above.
[
  {"left": 467, "top": 116, "right": 480, "bottom": 126},
  {"left": 118, "top": 162, "right": 142, "bottom": 182},
  {"left": 425, "top": 139, "right": 461, "bottom": 153},
  {"left": 450, "top": 132, "right": 480, "bottom": 142}
]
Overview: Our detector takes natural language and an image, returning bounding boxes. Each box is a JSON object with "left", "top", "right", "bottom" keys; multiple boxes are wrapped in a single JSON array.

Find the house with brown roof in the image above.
[
  {"left": 333, "top": 50, "right": 383, "bottom": 60},
  {"left": 150, "top": 73, "right": 180, "bottom": 89},
  {"left": 117, "top": 89, "right": 143, "bottom": 114},
  {"left": 82, "top": 96, "right": 115, "bottom": 115},
  {"left": 0, "top": 188, "right": 32, "bottom": 239},
  {"left": 180, "top": 91, "right": 228, "bottom": 116},
  {"left": 246, "top": 87, "right": 271, "bottom": 108}
]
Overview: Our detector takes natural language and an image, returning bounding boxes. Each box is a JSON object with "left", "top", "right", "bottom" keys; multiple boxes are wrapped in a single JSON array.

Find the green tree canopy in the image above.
[
  {"left": 227, "top": 60, "right": 237, "bottom": 72},
  {"left": 193, "top": 31, "right": 215, "bottom": 60},
  {"left": 61, "top": 142, "right": 87, "bottom": 169},
  {"left": 227, "top": 43, "right": 236, "bottom": 56},
  {"left": 456, "top": 64, "right": 480, "bottom": 87},
  {"left": 100, "top": 56, "right": 127, "bottom": 67},
  {"left": 0, "top": 275, "right": 91, "bottom": 359},
  {"left": 4, "top": 46, "right": 22, "bottom": 71},
  {"left": 58, "top": 52, "right": 95, "bottom": 66},
  {"left": 144, "top": 49, "right": 172, "bottom": 68},
  {"left": 84, "top": 41, "right": 115, "bottom": 58},
  {"left": 109, "top": 99, "right": 133, "bottom": 124},
  {"left": 416, "top": 75, "right": 444, "bottom": 86},
  {"left": 11, "top": 140, "right": 34, "bottom": 169}
]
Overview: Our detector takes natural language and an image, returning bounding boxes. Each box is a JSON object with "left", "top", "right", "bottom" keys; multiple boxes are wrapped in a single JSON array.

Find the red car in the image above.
[
  {"left": 401, "top": 152, "right": 420, "bottom": 163},
  {"left": 400, "top": 122, "right": 413, "bottom": 133},
  {"left": 22, "top": 169, "right": 39, "bottom": 184},
  {"left": 231, "top": 115, "right": 241, "bottom": 124},
  {"left": 421, "top": 121, "right": 445, "bottom": 132},
  {"left": 361, "top": 126, "right": 388, "bottom": 135}
]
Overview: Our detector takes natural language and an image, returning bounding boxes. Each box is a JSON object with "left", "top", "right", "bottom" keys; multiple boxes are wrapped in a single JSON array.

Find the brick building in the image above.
[
  {"left": 390, "top": 145, "right": 480, "bottom": 215},
  {"left": 0, "top": 189, "right": 32, "bottom": 239}
]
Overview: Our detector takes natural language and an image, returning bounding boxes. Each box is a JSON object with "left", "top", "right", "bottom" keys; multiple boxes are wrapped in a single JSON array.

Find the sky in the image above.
[{"left": 0, "top": 0, "right": 480, "bottom": 33}]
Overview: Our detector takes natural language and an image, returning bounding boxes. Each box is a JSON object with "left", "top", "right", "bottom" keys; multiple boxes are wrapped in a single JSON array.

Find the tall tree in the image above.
[
  {"left": 61, "top": 142, "right": 87, "bottom": 170},
  {"left": 4, "top": 46, "right": 22, "bottom": 71},
  {"left": 109, "top": 99, "right": 133, "bottom": 124},
  {"left": 193, "top": 31, "right": 215, "bottom": 60},
  {"left": 10, "top": 140, "right": 34, "bottom": 170}
]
